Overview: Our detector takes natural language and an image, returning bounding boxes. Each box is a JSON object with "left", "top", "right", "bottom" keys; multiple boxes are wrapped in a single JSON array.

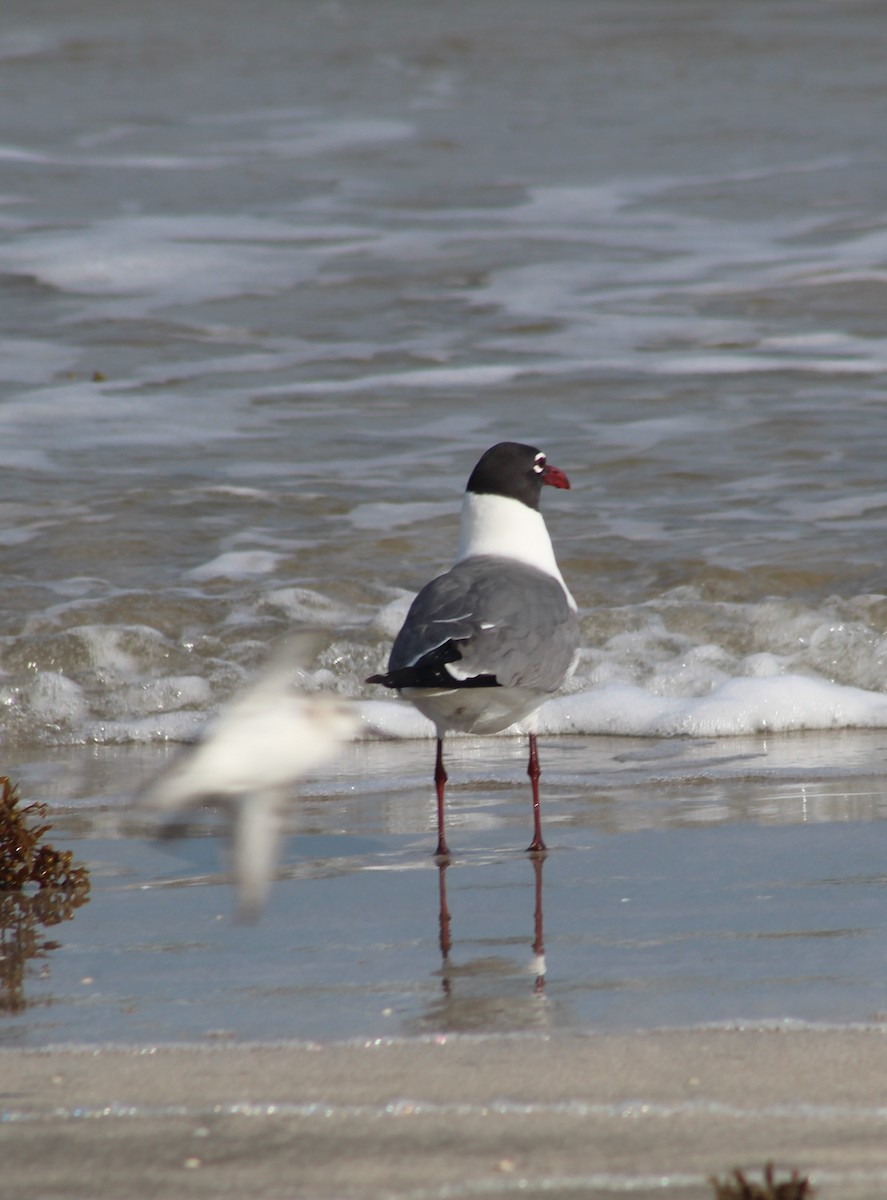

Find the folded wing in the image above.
[{"left": 372, "top": 556, "right": 578, "bottom": 692}]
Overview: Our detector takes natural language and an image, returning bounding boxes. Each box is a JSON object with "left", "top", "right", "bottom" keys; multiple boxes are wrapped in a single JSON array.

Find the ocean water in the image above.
[{"left": 3, "top": 0, "right": 887, "bottom": 1043}]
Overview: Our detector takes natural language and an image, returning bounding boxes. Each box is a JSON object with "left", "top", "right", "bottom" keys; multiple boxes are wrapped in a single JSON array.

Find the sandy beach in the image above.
[{"left": 4, "top": 1028, "right": 887, "bottom": 1199}]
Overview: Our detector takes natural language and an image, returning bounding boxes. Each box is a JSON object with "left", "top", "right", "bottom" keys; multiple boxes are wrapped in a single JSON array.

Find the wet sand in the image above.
[{"left": 4, "top": 1028, "right": 887, "bottom": 1199}]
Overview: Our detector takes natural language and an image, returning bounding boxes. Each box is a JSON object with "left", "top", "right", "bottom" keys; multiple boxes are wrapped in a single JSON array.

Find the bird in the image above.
[
  {"left": 367, "top": 441, "right": 579, "bottom": 858},
  {"left": 142, "top": 631, "right": 360, "bottom": 919}
]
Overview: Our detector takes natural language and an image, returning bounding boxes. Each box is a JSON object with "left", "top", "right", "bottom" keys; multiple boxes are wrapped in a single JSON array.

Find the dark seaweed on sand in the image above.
[{"left": 710, "top": 1163, "right": 813, "bottom": 1200}]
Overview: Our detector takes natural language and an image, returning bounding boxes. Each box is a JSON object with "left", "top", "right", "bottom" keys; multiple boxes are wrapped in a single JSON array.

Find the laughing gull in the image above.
[
  {"left": 143, "top": 631, "right": 359, "bottom": 919},
  {"left": 367, "top": 442, "right": 579, "bottom": 857}
]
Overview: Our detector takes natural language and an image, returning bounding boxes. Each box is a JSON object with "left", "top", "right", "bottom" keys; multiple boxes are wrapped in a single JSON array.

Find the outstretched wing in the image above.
[{"left": 373, "top": 556, "right": 578, "bottom": 692}]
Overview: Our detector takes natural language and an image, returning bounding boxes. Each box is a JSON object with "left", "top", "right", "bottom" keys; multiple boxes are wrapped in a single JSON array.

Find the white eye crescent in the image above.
[{"left": 533, "top": 453, "right": 546, "bottom": 474}]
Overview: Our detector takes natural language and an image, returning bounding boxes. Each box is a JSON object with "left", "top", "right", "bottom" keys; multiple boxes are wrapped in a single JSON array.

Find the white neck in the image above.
[{"left": 456, "top": 491, "right": 576, "bottom": 609}]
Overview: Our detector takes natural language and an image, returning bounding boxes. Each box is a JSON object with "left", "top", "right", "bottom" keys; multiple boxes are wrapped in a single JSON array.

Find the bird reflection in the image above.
[
  {"left": 425, "top": 854, "right": 550, "bottom": 1033},
  {"left": 530, "top": 853, "right": 546, "bottom": 993},
  {"left": 438, "top": 857, "right": 453, "bottom": 964}
]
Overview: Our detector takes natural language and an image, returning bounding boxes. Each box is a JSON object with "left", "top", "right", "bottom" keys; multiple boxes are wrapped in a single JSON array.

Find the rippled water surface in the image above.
[{"left": 2, "top": 0, "right": 887, "bottom": 1042}]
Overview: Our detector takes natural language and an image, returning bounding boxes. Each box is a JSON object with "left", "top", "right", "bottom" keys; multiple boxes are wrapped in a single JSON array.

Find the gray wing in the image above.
[{"left": 387, "top": 555, "right": 578, "bottom": 692}]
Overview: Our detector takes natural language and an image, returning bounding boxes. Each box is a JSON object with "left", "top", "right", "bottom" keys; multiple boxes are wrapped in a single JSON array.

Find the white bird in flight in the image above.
[{"left": 144, "top": 631, "right": 359, "bottom": 918}]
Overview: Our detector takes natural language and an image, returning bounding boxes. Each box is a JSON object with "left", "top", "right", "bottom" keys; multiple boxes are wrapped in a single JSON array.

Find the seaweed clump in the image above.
[
  {"left": 710, "top": 1163, "right": 813, "bottom": 1200},
  {"left": 0, "top": 776, "right": 90, "bottom": 1013}
]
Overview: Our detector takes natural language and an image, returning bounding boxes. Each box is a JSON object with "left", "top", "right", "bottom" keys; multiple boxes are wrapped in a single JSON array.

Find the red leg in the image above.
[
  {"left": 526, "top": 733, "right": 547, "bottom": 854},
  {"left": 434, "top": 737, "right": 450, "bottom": 859}
]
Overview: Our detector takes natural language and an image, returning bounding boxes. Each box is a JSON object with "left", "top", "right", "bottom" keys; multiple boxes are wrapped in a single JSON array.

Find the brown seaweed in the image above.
[
  {"left": 710, "top": 1163, "right": 813, "bottom": 1200},
  {"left": 0, "top": 777, "right": 90, "bottom": 1013}
]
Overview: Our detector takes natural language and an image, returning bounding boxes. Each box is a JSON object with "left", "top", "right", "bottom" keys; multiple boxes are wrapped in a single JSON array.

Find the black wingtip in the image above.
[{"left": 367, "top": 665, "right": 500, "bottom": 690}]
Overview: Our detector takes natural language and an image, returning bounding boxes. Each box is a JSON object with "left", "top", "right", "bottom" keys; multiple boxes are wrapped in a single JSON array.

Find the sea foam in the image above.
[{"left": 357, "top": 674, "right": 887, "bottom": 742}]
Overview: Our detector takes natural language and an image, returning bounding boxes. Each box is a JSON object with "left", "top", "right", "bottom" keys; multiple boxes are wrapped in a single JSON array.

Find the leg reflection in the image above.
[
  {"left": 434, "top": 853, "right": 548, "bottom": 1000},
  {"left": 531, "top": 852, "right": 546, "bottom": 994},
  {"left": 438, "top": 857, "right": 452, "bottom": 996}
]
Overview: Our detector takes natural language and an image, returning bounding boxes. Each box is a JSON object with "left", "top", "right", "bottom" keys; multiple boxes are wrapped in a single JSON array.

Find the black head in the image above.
[{"left": 465, "top": 442, "right": 570, "bottom": 511}]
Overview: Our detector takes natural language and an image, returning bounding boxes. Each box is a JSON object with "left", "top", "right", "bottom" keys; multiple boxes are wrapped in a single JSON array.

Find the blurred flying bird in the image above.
[{"left": 143, "top": 631, "right": 359, "bottom": 918}]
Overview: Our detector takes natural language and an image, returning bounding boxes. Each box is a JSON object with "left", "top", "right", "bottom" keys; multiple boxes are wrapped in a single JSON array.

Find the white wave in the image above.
[
  {"left": 13, "top": 659, "right": 887, "bottom": 748},
  {"left": 0, "top": 30, "right": 61, "bottom": 61},
  {"left": 0, "top": 447, "right": 56, "bottom": 472},
  {"left": 254, "top": 116, "right": 414, "bottom": 159},
  {"left": 186, "top": 106, "right": 414, "bottom": 156},
  {"left": 0, "top": 144, "right": 51, "bottom": 163},
  {"left": 259, "top": 587, "right": 358, "bottom": 626},
  {"left": 0, "top": 381, "right": 247, "bottom": 450},
  {"left": 117, "top": 675, "right": 213, "bottom": 718},
  {"left": 85, "top": 711, "right": 205, "bottom": 744},
  {"left": 357, "top": 674, "right": 887, "bottom": 741},
  {"left": 188, "top": 550, "right": 284, "bottom": 581},
  {"left": 654, "top": 353, "right": 887, "bottom": 377},
  {"left": 0, "top": 214, "right": 366, "bottom": 312},
  {"left": 0, "top": 337, "right": 79, "bottom": 384},
  {"left": 541, "top": 676, "right": 887, "bottom": 738},
  {"left": 272, "top": 363, "right": 541, "bottom": 397},
  {"left": 346, "top": 500, "right": 455, "bottom": 531},
  {"left": 22, "top": 671, "right": 89, "bottom": 727}
]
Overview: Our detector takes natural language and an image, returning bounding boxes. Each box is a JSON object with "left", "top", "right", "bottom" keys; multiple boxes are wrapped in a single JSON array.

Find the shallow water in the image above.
[
  {"left": 3, "top": 733, "right": 887, "bottom": 1045},
  {"left": 2, "top": 0, "right": 887, "bottom": 1042}
]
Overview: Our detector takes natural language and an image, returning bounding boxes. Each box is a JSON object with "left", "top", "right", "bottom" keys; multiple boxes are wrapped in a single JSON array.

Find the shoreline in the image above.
[{"left": 4, "top": 1027, "right": 887, "bottom": 1199}]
